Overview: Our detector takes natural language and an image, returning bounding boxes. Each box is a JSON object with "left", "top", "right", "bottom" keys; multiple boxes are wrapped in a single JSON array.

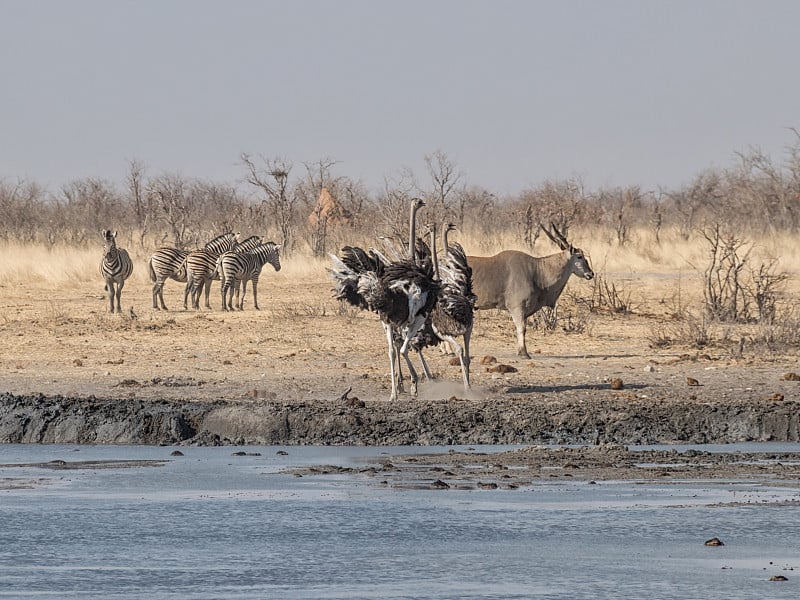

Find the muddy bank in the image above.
[{"left": 1, "top": 392, "right": 798, "bottom": 446}]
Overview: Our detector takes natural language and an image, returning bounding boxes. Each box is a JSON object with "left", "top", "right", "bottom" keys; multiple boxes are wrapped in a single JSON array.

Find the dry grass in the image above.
[{"left": 0, "top": 228, "right": 798, "bottom": 406}]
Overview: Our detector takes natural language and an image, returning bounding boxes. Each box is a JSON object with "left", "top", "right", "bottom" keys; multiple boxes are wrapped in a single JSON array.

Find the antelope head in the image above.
[{"left": 541, "top": 223, "right": 594, "bottom": 280}]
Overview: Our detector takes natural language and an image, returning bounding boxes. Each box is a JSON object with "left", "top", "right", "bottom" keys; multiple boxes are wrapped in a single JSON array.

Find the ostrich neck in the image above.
[
  {"left": 408, "top": 202, "right": 419, "bottom": 262},
  {"left": 430, "top": 223, "right": 439, "bottom": 278}
]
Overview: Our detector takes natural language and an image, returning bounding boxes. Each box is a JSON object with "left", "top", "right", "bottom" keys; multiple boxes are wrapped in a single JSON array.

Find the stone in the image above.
[
  {"left": 610, "top": 378, "right": 624, "bottom": 390},
  {"left": 782, "top": 372, "right": 800, "bottom": 381},
  {"left": 704, "top": 537, "right": 724, "bottom": 546},
  {"left": 687, "top": 377, "right": 700, "bottom": 386},
  {"left": 430, "top": 479, "right": 450, "bottom": 490},
  {"left": 480, "top": 355, "right": 497, "bottom": 365},
  {"left": 170, "top": 450, "right": 184, "bottom": 456},
  {"left": 769, "top": 575, "right": 788, "bottom": 582}
]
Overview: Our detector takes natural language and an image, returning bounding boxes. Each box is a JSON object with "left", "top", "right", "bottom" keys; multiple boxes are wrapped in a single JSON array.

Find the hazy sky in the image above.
[{"left": 2, "top": 0, "right": 799, "bottom": 195}]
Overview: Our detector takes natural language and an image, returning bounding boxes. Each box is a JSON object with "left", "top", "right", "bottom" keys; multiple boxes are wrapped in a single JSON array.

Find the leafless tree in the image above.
[
  {"left": 241, "top": 153, "right": 295, "bottom": 254},
  {"left": 126, "top": 159, "right": 151, "bottom": 249},
  {"left": 423, "top": 149, "right": 463, "bottom": 224},
  {"left": 147, "top": 173, "right": 193, "bottom": 249},
  {"left": 0, "top": 178, "right": 46, "bottom": 243}
]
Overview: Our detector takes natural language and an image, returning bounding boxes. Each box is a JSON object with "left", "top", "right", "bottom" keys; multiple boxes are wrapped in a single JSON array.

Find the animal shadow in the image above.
[{"left": 506, "top": 382, "right": 649, "bottom": 394}]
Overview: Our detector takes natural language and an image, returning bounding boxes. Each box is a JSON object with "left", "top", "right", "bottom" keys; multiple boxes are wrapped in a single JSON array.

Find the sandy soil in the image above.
[{"left": 0, "top": 261, "right": 797, "bottom": 408}]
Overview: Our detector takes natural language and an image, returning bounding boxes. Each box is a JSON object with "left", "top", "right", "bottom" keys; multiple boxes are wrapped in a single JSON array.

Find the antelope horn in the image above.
[{"left": 540, "top": 223, "right": 568, "bottom": 250}]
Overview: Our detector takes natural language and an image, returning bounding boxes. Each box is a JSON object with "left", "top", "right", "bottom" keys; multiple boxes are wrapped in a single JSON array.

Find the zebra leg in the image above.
[
  {"left": 107, "top": 280, "right": 116, "bottom": 313},
  {"left": 157, "top": 279, "right": 169, "bottom": 311},
  {"left": 221, "top": 280, "right": 229, "bottom": 311},
  {"left": 115, "top": 279, "right": 125, "bottom": 313},
  {"left": 152, "top": 282, "right": 161, "bottom": 310},
  {"left": 251, "top": 280, "right": 259, "bottom": 311},
  {"left": 236, "top": 280, "right": 245, "bottom": 311},
  {"left": 183, "top": 280, "right": 192, "bottom": 310},
  {"left": 202, "top": 277, "right": 212, "bottom": 309}
]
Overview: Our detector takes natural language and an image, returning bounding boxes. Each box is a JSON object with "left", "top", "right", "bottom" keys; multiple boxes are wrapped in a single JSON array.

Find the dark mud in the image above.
[{"left": 1, "top": 391, "right": 798, "bottom": 446}]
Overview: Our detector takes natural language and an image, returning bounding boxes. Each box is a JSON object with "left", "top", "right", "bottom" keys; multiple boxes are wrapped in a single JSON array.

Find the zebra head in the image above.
[
  {"left": 102, "top": 229, "right": 118, "bottom": 257},
  {"left": 251, "top": 242, "right": 281, "bottom": 272}
]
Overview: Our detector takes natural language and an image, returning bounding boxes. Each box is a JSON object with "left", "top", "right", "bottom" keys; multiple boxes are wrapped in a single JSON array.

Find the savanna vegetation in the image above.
[{"left": 1, "top": 143, "right": 800, "bottom": 358}]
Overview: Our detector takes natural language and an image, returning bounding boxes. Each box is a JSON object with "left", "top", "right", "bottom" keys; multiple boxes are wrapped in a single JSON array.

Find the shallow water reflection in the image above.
[{"left": 1, "top": 444, "right": 799, "bottom": 599}]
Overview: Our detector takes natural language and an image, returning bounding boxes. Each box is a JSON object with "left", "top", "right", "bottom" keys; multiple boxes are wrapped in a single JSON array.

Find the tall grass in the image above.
[{"left": 2, "top": 226, "right": 798, "bottom": 289}]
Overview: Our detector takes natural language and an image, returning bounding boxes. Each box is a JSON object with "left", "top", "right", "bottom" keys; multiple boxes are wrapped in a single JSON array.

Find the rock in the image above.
[
  {"left": 430, "top": 479, "right": 450, "bottom": 490},
  {"left": 644, "top": 365, "right": 655, "bottom": 372},
  {"left": 480, "top": 355, "right": 497, "bottom": 365},
  {"left": 487, "top": 364, "right": 517, "bottom": 374},
  {"left": 763, "top": 393, "right": 784, "bottom": 402},
  {"left": 448, "top": 357, "right": 461, "bottom": 366},
  {"left": 704, "top": 537, "right": 724, "bottom": 546},
  {"left": 769, "top": 575, "right": 788, "bottom": 581},
  {"left": 610, "top": 378, "right": 624, "bottom": 390},
  {"left": 687, "top": 377, "right": 701, "bottom": 386},
  {"left": 170, "top": 450, "right": 184, "bottom": 456},
  {"left": 231, "top": 451, "right": 247, "bottom": 456},
  {"left": 73, "top": 359, "right": 83, "bottom": 367},
  {"left": 782, "top": 372, "right": 800, "bottom": 381},
  {"left": 477, "top": 482, "right": 498, "bottom": 490},
  {"left": 346, "top": 396, "right": 365, "bottom": 408},
  {"left": 276, "top": 450, "right": 289, "bottom": 456}
]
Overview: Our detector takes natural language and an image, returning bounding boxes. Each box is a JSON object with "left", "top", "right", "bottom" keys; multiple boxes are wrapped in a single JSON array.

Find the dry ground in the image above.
[{"left": 0, "top": 250, "right": 798, "bottom": 408}]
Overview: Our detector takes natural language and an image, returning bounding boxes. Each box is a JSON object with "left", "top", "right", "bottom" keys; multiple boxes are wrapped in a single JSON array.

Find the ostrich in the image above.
[
  {"left": 406, "top": 222, "right": 476, "bottom": 391},
  {"left": 329, "top": 198, "right": 438, "bottom": 400},
  {"left": 432, "top": 223, "right": 476, "bottom": 390}
]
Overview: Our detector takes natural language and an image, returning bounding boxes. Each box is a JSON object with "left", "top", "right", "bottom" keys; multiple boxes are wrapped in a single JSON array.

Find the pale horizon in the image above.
[{"left": 2, "top": 0, "right": 799, "bottom": 196}]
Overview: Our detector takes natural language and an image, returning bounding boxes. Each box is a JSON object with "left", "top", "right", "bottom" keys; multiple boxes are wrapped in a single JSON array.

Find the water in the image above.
[{"left": 1, "top": 444, "right": 799, "bottom": 599}]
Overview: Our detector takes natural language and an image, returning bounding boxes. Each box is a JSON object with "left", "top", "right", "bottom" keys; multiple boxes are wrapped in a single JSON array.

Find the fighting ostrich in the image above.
[
  {"left": 432, "top": 223, "right": 476, "bottom": 390},
  {"left": 406, "top": 222, "right": 476, "bottom": 391},
  {"left": 329, "top": 198, "right": 439, "bottom": 400}
]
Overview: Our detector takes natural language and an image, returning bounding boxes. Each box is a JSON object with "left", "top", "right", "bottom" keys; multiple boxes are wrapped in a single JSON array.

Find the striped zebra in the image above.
[
  {"left": 148, "top": 247, "right": 188, "bottom": 310},
  {"left": 184, "top": 233, "right": 259, "bottom": 310},
  {"left": 100, "top": 229, "right": 134, "bottom": 313},
  {"left": 219, "top": 242, "right": 281, "bottom": 311}
]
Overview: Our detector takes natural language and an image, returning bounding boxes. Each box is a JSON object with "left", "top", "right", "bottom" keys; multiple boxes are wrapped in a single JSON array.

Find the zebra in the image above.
[
  {"left": 148, "top": 246, "right": 188, "bottom": 310},
  {"left": 100, "top": 229, "right": 134, "bottom": 313},
  {"left": 184, "top": 234, "right": 262, "bottom": 310},
  {"left": 218, "top": 242, "right": 281, "bottom": 311}
]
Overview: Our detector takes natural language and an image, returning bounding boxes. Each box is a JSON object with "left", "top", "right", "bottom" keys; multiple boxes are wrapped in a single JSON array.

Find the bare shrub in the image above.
[
  {"left": 646, "top": 323, "right": 674, "bottom": 349},
  {"left": 587, "top": 272, "right": 636, "bottom": 314},
  {"left": 272, "top": 301, "right": 329, "bottom": 318},
  {"left": 530, "top": 295, "right": 592, "bottom": 335},
  {"left": 652, "top": 312, "right": 712, "bottom": 349},
  {"left": 751, "top": 306, "right": 800, "bottom": 350},
  {"left": 701, "top": 225, "right": 789, "bottom": 324}
]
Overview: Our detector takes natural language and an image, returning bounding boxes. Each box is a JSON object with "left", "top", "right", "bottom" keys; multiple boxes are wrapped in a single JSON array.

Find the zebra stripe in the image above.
[
  {"left": 219, "top": 242, "right": 281, "bottom": 311},
  {"left": 148, "top": 246, "right": 188, "bottom": 310},
  {"left": 184, "top": 233, "right": 255, "bottom": 309},
  {"left": 100, "top": 229, "right": 133, "bottom": 313}
]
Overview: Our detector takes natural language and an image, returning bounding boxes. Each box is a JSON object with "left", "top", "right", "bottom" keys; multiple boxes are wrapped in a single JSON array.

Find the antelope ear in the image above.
[{"left": 112, "top": 230, "right": 118, "bottom": 239}]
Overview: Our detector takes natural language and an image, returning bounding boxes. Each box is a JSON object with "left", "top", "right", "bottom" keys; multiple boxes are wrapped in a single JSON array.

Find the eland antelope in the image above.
[{"left": 468, "top": 224, "right": 594, "bottom": 358}]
